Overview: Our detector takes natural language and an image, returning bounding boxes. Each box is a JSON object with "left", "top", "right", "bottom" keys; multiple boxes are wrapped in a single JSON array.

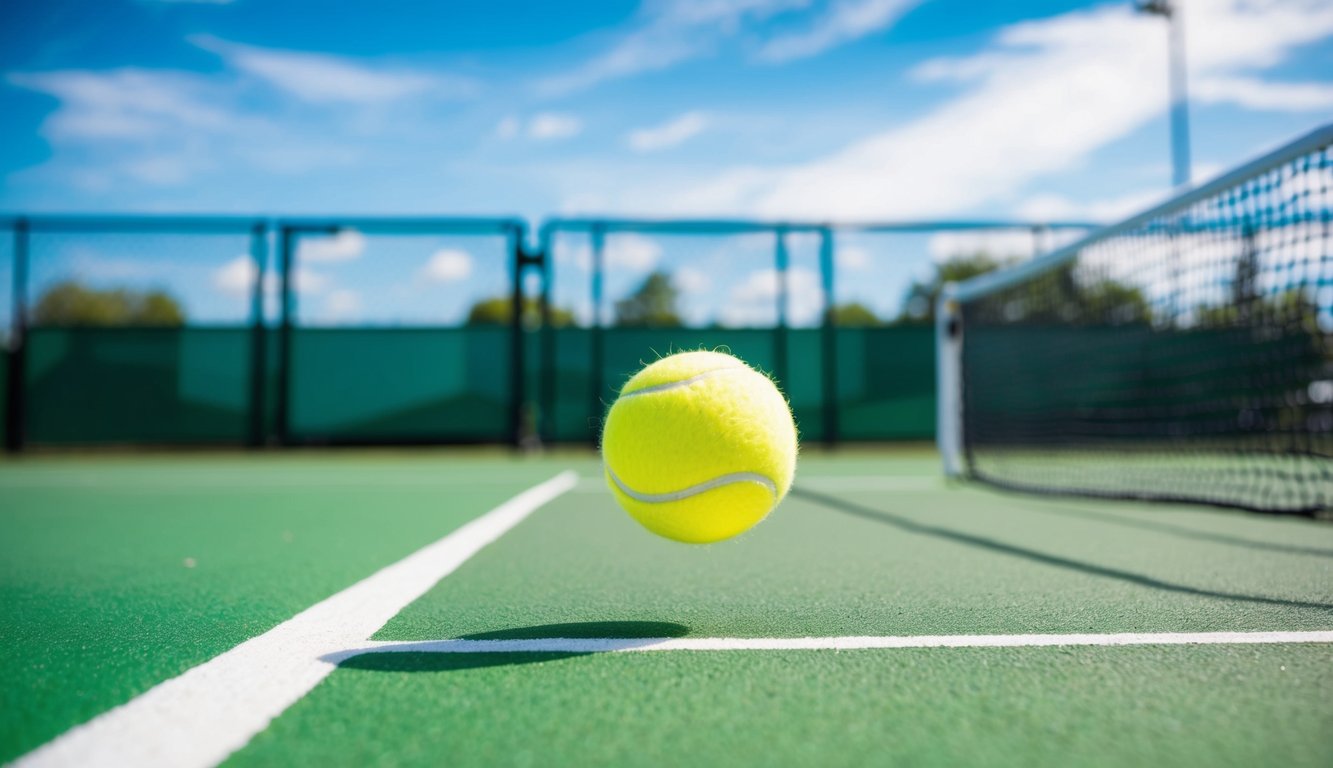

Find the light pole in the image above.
[{"left": 1136, "top": 0, "right": 1192, "bottom": 188}]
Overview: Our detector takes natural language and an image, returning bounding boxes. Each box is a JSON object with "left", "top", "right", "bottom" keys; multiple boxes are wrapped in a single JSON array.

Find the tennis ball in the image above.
[{"left": 602, "top": 350, "right": 798, "bottom": 544}]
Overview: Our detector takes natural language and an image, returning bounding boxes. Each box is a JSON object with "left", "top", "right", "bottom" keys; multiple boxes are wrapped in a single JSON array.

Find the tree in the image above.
[
  {"left": 895, "top": 253, "right": 1009, "bottom": 325},
  {"left": 829, "top": 302, "right": 883, "bottom": 326},
  {"left": 614, "top": 271, "right": 682, "bottom": 327},
  {"left": 465, "top": 296, "right": 576, "bottom": 328},
  {"left": 33, "top": 281, "right": 185, "bottom": 326},
  {"left": 895, "top": 253, "right": 1152, "bottom": 326}
]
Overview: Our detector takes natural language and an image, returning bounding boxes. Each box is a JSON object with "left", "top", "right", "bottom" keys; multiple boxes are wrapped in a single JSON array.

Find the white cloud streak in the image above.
[
  {"left": 756, "top": 0, "right": 921, "bottom": 63},
  {"left": 721, "top": 266, "right": 823, "bottom": 326},
  {"left": 627, "top": 111, "right": 708, "bottom": 151},
  {"left": 297, "top": 230, "right": 366, "bottom": 263},
  {"left": 558, "top": 233, "right": 663, "bottom": 271},
  {"left": 191, "top": 35, "right": 476, "bottom": 104},
  {"left": 420, "top": 249, "right": 474, "bottom": 282},
  {"left": 1194, "top": 76, "right": 1333, "bottom": 111},
  {"left": 528, "top": 113, "right": 583, "bottom": 140},
  {"left": 536, "top": 0, "right": 808, "bottom": 95},
  {"left": 671, "top": 0, "right": 1333, "bottom": 220},
  {"left": 213, "top": 255, "right": 329, "bottom": 298},
  {"left": 7, "top": 69, "right": 239, "bottom": 141}
]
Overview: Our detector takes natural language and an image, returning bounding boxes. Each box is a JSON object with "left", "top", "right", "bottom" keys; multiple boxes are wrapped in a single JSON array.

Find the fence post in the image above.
[
  {"left": 508, "top": 223, "right": 527, "bottom": 448},
  {"left": 538, "top": 223, "right": 555, "bottom": 445},
  {"left": 818, "top": 227, "right": 839, "bottom": 446},
  {"left": 5, "top": 218, "right": 29, "bottom": 453},
  {"left": 247, "top": 221, "right": 268, "bottom": 448},
  {"left": 774, "top": 226, "right": 789, "bottom": 388},
  {"left": 589, "top": 224, "right": 605, "bottom": 448},
  {"left": 275, "top": 226, "right": 294, "bottom": 447}
]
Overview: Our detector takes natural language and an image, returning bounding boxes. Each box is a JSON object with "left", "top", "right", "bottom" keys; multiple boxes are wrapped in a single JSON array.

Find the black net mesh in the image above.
[{"left": 958, "top": 131, "right": 1332, "bottom": 513}]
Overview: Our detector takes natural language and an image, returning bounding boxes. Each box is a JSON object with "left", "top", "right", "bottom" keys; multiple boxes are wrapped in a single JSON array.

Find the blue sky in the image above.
[{"left": 2, "top": 0, "right": 1331, "bottom": 326}]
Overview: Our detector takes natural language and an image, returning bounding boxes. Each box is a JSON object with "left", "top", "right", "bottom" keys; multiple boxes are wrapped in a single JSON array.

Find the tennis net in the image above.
[{"left": 938, "top": 124, "right": 1333, "bottom": 514}]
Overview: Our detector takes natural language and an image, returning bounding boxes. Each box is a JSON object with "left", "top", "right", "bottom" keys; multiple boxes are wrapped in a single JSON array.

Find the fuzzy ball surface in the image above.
[{"left": 602, "top": 350, "right": 798, "bottom": 543}]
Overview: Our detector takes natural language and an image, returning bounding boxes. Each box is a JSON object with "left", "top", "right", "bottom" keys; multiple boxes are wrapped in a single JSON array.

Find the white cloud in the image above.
[
  {"left": 191, "top": 35, "right": 475, "bottom": 104},
  {"left": 608, "top": 233, "right": 663, "bottom": 270},
  {"left": 421, "top": 248, "right": 474, "bottom": 282},
  {"left": 323, "top": 289, "right": 363, "bottom": 321},
  {"left": 7, "top": 64, "right": 365, "bottom": 188},
  {"left": 297, "top": 229, "right": 366, "bottom": 263},
  {"left": 836, "top": 244, "right": 870, "bottom": 270},
  {"left": 213, "top": 255, "right": 328, "bottom": 298},
  {"left": 537, "top": 0, "right": 807, "bottom": 95},
  {"left": 926, "top": 230, "right": 1041, "bottom": 262},
  {"left": 675, "top": 266, "right": 711, "bottom": 292},
  {"left": 559, "top": 233, "right": 663, "bottom": 271},
  {"left": 212, "top": 255, "right": 256, "bottom": 297},
  {"left": 529, "top": 113, "right": 583, "bottom": 140},
  {"left": 1015, "top": 188, "right": 1171, "bottom": 223},
  {"left": 627, "top": 111, "right": 708, "bottom": 152},
  {"left": 721, "top": 266, "right": 823, "bottom": 326},
  {"left": 672, "top": 0, "right": 1333, "bottom": 220},
  {"left": 756, "top": 0, "right": 920, "bottom": 63},
  {"left": 1194, "top": 76, "right": 1333, "bottom": 111},
  {"left": 7, "top": 69, "right": 238, "bottom": 141}
]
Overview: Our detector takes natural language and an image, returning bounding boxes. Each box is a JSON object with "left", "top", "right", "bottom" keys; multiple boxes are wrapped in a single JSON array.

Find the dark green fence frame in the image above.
[{"left": 1, "top": 214, "right": 1095, "bottom": 452}]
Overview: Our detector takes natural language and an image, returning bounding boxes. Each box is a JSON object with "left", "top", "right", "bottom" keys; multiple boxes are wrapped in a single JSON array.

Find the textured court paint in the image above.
[
  {"left": 6, "top": 449, "right": 1333, "bottom": 767},
  {"left": 0, "top": 454, "right": 573, "bottom": 764},
  {"left": 227, "top": 644, "right": 1333, "bottom": 768},
  {"left": 14, "top": 472, "right": 577, "bottom": 768},
  {"left": 379, "top": 457, "right": 1333, "bottom": 640}
]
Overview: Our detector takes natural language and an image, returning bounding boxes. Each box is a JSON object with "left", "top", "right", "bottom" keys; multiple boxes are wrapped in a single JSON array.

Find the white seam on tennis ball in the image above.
[
  {"left": 606, "top": 467, "right": 777, "bottom": 502},
  {"left": 617, "top": 364, "right": 748, "bottom": 400}
]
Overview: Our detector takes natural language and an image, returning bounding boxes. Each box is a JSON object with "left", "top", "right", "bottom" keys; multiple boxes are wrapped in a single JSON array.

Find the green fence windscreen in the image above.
[
  {"left": 837, "top": 326, "right": 936, "bottom": 440},
  {"left": 19, "top": 325, "right": 934, "bottom": 447},
  {"left": 546, "top": 326, "right": 935, "bottom": 444},
  {"left": 286, "top": 327, "right": 511, "bottom": 443},
  {"left": 26, "top": 327, "right": 252, "bottom": 445}
]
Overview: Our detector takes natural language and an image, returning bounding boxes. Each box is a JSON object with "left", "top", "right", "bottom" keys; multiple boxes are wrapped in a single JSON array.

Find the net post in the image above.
[
  {"left": 936, "top": 283, "right": 963, "bottom": 477},
  {"left": 246, "top": 220, "right": 268, "bottom": 449},
  {"left": 5, "top": 218, "right": 29, "bottom": 453}
]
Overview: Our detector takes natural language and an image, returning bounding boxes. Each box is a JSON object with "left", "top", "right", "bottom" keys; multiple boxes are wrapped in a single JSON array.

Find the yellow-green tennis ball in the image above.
[{"left": 602, "top": 350, "right": 798, "bottom": 544}]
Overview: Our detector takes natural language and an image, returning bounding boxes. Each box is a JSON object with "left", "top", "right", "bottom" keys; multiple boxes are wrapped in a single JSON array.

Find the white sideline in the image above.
[
  {"left": 15, "top": 471, "right": 580, "bottom": 768},
  {"left": 342, "top": 630, "right": 1333, "bottom": 656}
]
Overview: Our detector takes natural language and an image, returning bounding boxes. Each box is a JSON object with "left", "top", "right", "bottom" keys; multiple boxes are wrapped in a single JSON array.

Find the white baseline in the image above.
[{"left": 15, "top": 471, "right": 580, "bottom": 768}]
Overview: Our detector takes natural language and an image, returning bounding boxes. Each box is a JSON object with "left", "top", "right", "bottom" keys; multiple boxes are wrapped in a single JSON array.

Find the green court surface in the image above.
[{"left": 2, "top": 449, "right": 1330, "bottom": 766}]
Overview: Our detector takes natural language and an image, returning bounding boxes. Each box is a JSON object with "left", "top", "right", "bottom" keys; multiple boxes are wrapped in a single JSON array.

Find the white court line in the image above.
[
  {"left": 15, "top": 471, "right": 579, "bottom": 768},
  {"left": 339, "top": 630, "right": 1333, "bottom": 656}
]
